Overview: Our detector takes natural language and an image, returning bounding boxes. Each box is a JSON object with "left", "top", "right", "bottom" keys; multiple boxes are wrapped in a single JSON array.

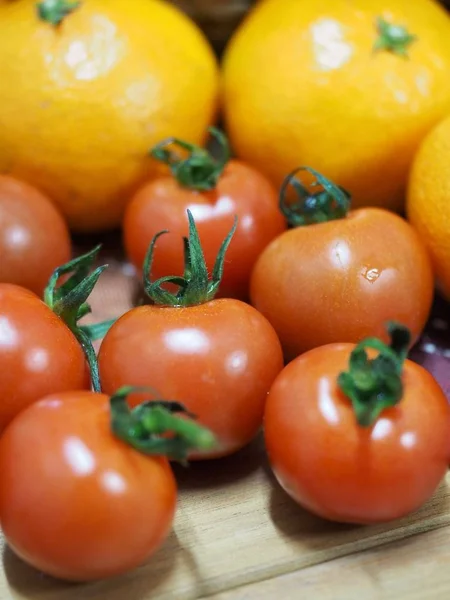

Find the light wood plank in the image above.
[{"left": 213, "top": 526, "right": 450, "bottom": 600}]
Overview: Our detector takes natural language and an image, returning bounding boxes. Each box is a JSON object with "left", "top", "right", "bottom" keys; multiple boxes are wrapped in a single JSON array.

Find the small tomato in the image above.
[
  {"left": 0, "top": 247, "right": 108, "bottom": 430},
  {"left": 0, "top": 175, "right": 71, "bottom": 296},
  {"left": 101, "top": 210, "right": 284, "bottom": 459},
  {"left": 264, "top": 324, "right": 450, "bottom": 524},
  {"left": 250, "top": 168, "right": 434, "bottom": 360},
  {"left": 124, "top": 128, "right": 286, "bottom": 300}
]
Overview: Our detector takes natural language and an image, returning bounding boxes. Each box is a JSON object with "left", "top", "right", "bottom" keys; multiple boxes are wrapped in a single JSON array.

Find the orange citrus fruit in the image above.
[
  {"left": 222, "top": 0, "right": 450, "bottom": 212},
  {"left": 407, "top": 114, "right": 450, "bottom": 300},
  {"left": 0, "top": 0, "right": 219, "bottom": 232}
]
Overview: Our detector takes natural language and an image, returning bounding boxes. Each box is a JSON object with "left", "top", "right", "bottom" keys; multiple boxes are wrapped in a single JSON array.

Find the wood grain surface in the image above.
[{"left": 0, "top": 252, "right": 449, "bottom": 600}]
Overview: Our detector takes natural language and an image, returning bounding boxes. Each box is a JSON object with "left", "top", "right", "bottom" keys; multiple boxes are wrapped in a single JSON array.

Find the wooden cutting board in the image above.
[{"left": 0, "top": 251, "right": 449, "bottom": 600}]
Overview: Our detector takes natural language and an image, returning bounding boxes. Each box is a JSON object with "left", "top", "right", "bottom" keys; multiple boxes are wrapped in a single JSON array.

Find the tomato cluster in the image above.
[{"left": 0, "top": 130, "right": 448, "bottom": 584}]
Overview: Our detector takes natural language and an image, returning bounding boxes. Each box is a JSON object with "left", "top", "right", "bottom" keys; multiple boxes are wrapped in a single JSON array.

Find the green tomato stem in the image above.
[
  {"left": 44, "top": 246, "right": 111, "bottom": 392},
  {"left": 110, "top": 387, "right": 216, "bottom": 462},
  {"left": 279, "top": 166, "right": 351, "bottom": 227},
  {"left": 150, "top": 127, "right": 230, "bottom": 191},
  {"left": 338, "top": 322, "right": 411, "bottom": 427}
]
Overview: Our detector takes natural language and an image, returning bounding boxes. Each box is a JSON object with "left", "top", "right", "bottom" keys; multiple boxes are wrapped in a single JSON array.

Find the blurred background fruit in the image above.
[
  {"left": 407, "top": 114, "right": 450, "bottom": 301},
  {"left": 0, "top": 0, "right": 219, "bottom": 232},
  {"left": 0, "top": 175, "right": 71, "bottom": 297},
  {"left": 222, "top": 0, "right": 450, "bottom": 213}
]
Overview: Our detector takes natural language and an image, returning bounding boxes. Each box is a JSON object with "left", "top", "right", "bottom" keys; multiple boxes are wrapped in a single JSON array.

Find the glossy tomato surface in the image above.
[
  {"left": 264, "top": 343, "right": 450, "bottom": 524},
  {"left": 250, "top": 208, "right": 434, "bottom": 360},
  {"left": 0, "top": 175, "right": 71, "bottom": 296},
  {"left": 98, "top": 299, "right": 284, "bottom": 459},
  {"left": 123, "top": 160, "right": 286, "bottom": 300},
  {"left": 0, "top": 284, "right": 88, "bottom": 432},
  {"left": 0, "top": 391, "right": 176, "bottom": 581}
]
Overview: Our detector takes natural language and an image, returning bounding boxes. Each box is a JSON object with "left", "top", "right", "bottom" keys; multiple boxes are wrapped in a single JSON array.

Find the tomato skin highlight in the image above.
[
  {"left": 123, "top": 160, "right": 287, "bottom": 300},
  {"left": 250, "top": 208, "right": 434, "bottom": 360},
  {"left": 0, "top": 391, "right": 177, "bottom": 582},
  {"left": 0, "top": 175, "right": 71, "bottom": 297},
  {"left": 264, "top": 343, "right": 450, "bottom": 525},
  {"left": 98, "top": 299, "right": 284, "bottom": 459},
  {"left": 0, "top": 284, "right": 88, "bottom": 432}
]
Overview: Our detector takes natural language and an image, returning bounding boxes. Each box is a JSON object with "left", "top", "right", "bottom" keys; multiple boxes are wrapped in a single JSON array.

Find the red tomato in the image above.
[
  {"left": 0, "top": 284, "right": 88, "bottom": 432},
  {"left": 123, "top": 160, "right": 286, "bottom": 300},
  {"left": 250, "top": 207, "right": 433, "bottom": 360},
  {"left": 264, "top": 343, "right": 450, "bottom": 524},
  {"left": 98, "top": 299, "right": 284, "bottom": 459},
  {"left": 0, "top": 175, "right": 71, "bottom": 296},
  {"left": 0, "top": 391, "right": 176, "bottom": 581}
]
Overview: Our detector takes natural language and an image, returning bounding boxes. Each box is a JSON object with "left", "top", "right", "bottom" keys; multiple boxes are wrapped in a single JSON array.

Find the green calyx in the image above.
[
  {"left": 110, "top": 386, "right": 216, "bottom": 462},
  {"left": 374, "top": 17, "right": 417, "bottom": 57},
  {"left": 143, "top": 209, "right": 237, "bottom": 307},
  {"left": 279, "top": 166, "right": 351, "bottom": 227},
  {"left": 338, "top": 322, "right": 411, "bottom": 427},
  {"left": 44, "top": 246, "right": 113, "bottom": 392},
  {"left": 150, "top": 127, "right": 230, "bottom": 192},
  {"left": 36, "top": 0, "right": 81, "bottom": 25}
]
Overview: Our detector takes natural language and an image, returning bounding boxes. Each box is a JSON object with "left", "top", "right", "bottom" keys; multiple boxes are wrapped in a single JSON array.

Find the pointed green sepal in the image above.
[
  {"left": 44, "top": 246, "right": 109, "bottom": 392},
  {"left": 143, "top": 209, "right": 238, "bottom": 307}
]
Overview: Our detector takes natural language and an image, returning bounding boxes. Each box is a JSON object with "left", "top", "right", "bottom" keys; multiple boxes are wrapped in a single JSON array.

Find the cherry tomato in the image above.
[
  {"left": 264, "top": 343, "right": 450, "bottom": 524},
  {"left": 0, "top": 391, "right": 176, "bottom": 581},
  {"left": 251, "top": 207, "right": 433, "bottom": 361},
  {"left": 0, "top": 175, "right": 71, "bottom": 296},
  {"left": 0, "top": 284, "right": 88, "bottom": 432},
  {"left": 123, "top": 159, "right": 286, "bottom": 300},
  {"left": 98, "top": 299, "right": 284, "bottom": 459}
]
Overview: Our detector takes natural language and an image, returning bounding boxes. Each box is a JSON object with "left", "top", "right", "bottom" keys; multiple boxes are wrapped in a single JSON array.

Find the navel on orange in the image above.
[
  {"left": 222, "top": 0, "right": 450, "bottom": 212},
  {"left": 0, "top": 0, "right": 219, "bottom": 232}
]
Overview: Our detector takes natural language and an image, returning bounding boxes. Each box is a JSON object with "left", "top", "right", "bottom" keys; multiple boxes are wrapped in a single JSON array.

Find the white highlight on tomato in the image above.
[
  {"left": 371, "top": 418, "right": 392, "bottom": 440},
  {"left": 0, "top": 316, "right": 18, "bottom": 348},
  {"left": 164, "top": 327, "right": 210, "bottom": 354},
  {"left": 25, "top": 347, "right": 49, "bottom": 373},
  {"left": 102, "top": 470, "right": 127, "bottom": 495},
  {"left": 63, "top": 437, "right": 96, "bottom": 476},
  {"left": 318, "top": 377, "right": 339, "bottom": 425}
]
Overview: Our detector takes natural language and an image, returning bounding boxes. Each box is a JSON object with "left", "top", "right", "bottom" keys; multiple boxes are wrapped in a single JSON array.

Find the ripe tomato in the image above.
[
  {"left": 264, "top": 329, "right": 450, "bottom": 524},
  {"left": 102, "top": 209, "right": 283, "bottom": 459},
  {"left": 250, "top": 168, "right": 434, "bottom": 360},
  {"left": 99, "top": 299, "right": 283, "bottom": 459},
  {"left": 0, "top": 175, "right": 71, "bottom": 296},
  {"left": 0, "top": 391, "right": 177, "bottom": 581},
  {"left": 124, "top": 129, "right": 286, "bottom": 300},
  {"left": 0, "top": 284, "right": 89, "bottom": 432}
]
